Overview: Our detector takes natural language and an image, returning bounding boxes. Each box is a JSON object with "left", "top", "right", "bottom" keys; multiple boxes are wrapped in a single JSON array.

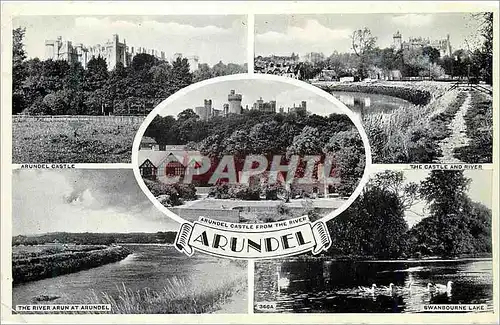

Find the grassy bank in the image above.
[
  {"left": 316, "top": 80, "right": 452, "bottom": 106},
  {"left": 12, "top": 245, "right": 131, "bottom": 284},
  {"left": 83, "top": 264, "right": 247, "bottom": 314},
  {"left": 453, "top": 91, "right": 493, "bottom": 163},
  {"left": 12, "top": 117, "right": 141, "bottom": 163}
]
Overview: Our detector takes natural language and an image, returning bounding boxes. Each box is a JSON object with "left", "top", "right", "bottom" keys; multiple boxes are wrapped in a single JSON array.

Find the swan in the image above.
[
  {"left": 426, "top": 283, "right": 435, "bottom": 292},
  {"left": 381, "top": 283, "right": 396, "bottom": 294},
  {"left": 358, "top": 284, "right": 377, "bottom": 294},
  {"left": 276, "top": 271, "right": 290, "bottom": 293},
  {"left": 434, "top": 281, "right": 453, "bottom": 294}
]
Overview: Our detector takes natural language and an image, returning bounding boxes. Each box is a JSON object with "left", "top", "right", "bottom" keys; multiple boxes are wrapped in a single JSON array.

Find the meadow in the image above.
[{"left": 12, "top": 116, "right": 143, "bottom": 163}]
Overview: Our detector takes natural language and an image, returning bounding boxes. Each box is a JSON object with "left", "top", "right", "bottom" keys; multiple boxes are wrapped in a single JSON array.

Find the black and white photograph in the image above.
[
  {"left": 254, "top": 169, "right": 493, "bottom": 313},
  {"left": 135, "top": 77, "right": 368, "bottom": 223},
  {"left": 12, "top": 15, "right": 247, "bottom": 163},
  {"left": 12, "top": 169, "right": 248, "bottom": 314},
  {"left": 254, "top": 13, "right": 493, "bottom": 164}
]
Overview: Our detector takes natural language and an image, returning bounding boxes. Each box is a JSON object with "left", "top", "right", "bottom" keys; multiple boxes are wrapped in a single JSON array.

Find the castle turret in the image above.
[
  {"left": 228, "top": 90, "right": 242, "bottom": 115},
  {"left": 393, "top": 31, "right": 402, "bottom": 50}
]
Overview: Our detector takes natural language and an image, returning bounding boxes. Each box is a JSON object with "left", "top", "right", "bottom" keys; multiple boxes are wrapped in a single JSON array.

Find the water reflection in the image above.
[
  {"left": 254, "top": 259, "right": 493, "bottom": 313},
  {"left": 332, "top": 91, "right": 411, "bottom": 119}
]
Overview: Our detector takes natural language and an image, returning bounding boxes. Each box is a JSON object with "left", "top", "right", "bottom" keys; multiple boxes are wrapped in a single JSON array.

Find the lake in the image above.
[
  {"left": 254, "top": 258, "right": 493, "bottom": 313},
  {"left": 13, "top": 244, "right": 246, "bottom": 312},
  {"left": 331, "top": 91, "right": 412, "bottom": 117}
]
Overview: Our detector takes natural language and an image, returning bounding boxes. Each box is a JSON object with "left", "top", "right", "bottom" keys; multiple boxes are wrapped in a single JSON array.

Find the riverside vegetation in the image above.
[
  {"left": 319, "top": 81, "right": 492, "bottom": 164},
  {"left": 12, "top": 244, "right": 131, "bottom": 284},
  {"left": 84, "top": 267, "right": 247, "bottom": 314}
]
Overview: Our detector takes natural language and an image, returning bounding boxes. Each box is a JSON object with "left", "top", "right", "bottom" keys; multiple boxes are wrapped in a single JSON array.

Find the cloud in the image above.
[
  {"left": 74, "top": 17, "right": 231, "bottom": 38},
  {"left": 257, "top": 19, "right": 352, "bottom": 44},
  {"left": 12, "top": 170, "right": 176, "bottom": 235},
  {"left": 16, "top": 16, "right": 246, "bottom": 65},
  {"left": 392, "top": 14, "right": 434, "bottom": 27}
]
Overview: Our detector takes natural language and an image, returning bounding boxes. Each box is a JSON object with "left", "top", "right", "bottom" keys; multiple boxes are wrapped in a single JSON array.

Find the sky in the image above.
[
  {"left": 13, "top": 15, "right": 247, "bottom": 66},
  {"left": 13, "top": 169, "right": 178, "bottom": 235},
  {"left": 255, "top": 13, "right": 484, "bottom": 57},
  {"left": 158, "top": 79, "right": 347, "bottom": 117},
  {"left": 400, "top": 169, "right": 493, "bottom": 228}
]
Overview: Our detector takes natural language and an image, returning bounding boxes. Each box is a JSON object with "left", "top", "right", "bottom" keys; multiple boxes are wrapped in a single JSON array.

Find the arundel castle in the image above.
[{"left": 45, "top": 34, "right": 199, "bottom": 72}]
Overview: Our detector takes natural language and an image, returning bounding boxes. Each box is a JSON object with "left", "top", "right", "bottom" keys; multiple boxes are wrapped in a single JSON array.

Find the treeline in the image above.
[
  {"left": 12, "top": 232, "right": 178, "bottom": 246},
  {"left": 12, "top": 27, "right": 246, "bottom": 115},
  {"left": 327, "top": 170, "right": 491, "bottom": 259},
  {"left": 300, "top": 13, "right": 493, "bottom": 83},
  {"left": 145, "top": 109, "right": 365, "bottom": 196}
]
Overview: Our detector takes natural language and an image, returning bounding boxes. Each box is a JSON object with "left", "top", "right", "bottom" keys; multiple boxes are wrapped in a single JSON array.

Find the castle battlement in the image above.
[{"left": 44, "top": 34, "right": 197, "bottom": 71}]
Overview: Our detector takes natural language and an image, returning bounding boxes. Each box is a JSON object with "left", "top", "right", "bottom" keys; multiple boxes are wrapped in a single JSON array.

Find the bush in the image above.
[
  {"left": 209, "top": 183, "right": 260, "bottom": 200},
  {"left": 144, "top": 179, "right": 197, "bottom": 207}
]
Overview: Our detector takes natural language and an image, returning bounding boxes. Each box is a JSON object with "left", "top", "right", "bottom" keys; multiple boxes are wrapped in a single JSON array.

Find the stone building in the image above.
[
  {"left": 195, "top": 99, "right": 213, "bottom": 121},
  {"left": 228, "top": 89, "right": 243, "bottom": 115},
  {"left": 45, "top": 34, "right": 199, "bottom": 71},
  {"left": 252, "top": 97, "right": 277, "bottom": 113},
  {"left": 392, "top": 31, "right": 453, "bottom": 57}
]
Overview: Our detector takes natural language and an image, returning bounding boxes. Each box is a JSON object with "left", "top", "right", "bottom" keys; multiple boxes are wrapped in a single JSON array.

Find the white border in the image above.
[{"left": 131, "top": 73, "right": 373, "bottom": 226}]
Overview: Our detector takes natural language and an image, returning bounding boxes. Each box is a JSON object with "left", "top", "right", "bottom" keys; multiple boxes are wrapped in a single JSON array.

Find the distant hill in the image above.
[{"left": 12, "top": 232, "right": 177, "bottom": 246}]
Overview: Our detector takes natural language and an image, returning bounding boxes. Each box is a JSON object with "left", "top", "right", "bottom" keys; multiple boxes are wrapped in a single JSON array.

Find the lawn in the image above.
[{"left": 12, "top": 117, "right": 143, "bottom": 163}]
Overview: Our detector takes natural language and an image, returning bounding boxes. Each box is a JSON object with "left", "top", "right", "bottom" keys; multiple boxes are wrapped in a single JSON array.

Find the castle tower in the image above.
[
  {"left": 228, "top": 90, "right": 242, "bottom": 115},
  {"left": 446, "top": 34, "right": 452, "bottom": 57},
  {"left": 393, "top": 31, "right": 402, "bottom": 50},
  {"left": 204, "top": 99, "right": 212, "bottom": 119}
]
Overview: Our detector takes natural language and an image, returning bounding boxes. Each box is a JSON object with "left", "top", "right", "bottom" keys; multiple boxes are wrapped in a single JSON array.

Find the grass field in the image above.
[{"left": 12, "top": 117, "right": 143, "bottom": 163}]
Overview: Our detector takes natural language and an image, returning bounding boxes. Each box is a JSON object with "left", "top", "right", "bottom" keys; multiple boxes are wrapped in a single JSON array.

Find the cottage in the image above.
[{"left": 138, "top": 148, "right": 204, "bottom": 182}]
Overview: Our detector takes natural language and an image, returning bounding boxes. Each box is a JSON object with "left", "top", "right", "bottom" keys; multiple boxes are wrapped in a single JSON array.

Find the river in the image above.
[
  {"left": 331, "top": 91, "right": 412, "bottom": 117},
  {"left": 254, "top": 258, "right": 493, "bottom": 313},
  {"left": 13, "top": 244, "right": 247, "bottom": 313}
]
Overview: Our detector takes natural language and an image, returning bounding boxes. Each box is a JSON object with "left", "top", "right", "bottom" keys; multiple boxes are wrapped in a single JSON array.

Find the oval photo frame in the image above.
[{"left": 132, "top": 73, "right": 372, "bottom": 225}]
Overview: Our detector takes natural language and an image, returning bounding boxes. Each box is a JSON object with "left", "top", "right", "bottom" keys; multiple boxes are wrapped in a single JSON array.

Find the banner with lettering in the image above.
[{"left": 174, "top": 216, "right": 331, "bottom": 259}]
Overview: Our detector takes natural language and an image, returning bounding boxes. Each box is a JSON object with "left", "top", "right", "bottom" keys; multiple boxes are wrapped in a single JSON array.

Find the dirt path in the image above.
[
  {"left": 213, "top": 285, "right": 248, "bottom": 314},
  {"left": 438, "top": 92, "right": 471, "bottom": 163}
]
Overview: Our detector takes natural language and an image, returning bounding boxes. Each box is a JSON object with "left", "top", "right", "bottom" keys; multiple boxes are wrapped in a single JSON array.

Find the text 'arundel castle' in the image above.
[{"left": 44, "top": 34, "right": 199, "bottom": 71}]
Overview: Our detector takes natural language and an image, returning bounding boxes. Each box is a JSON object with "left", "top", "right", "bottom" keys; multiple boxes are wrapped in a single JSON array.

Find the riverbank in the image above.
[
  {"left": 84, "top": 261, "right": 247, "bottom": 314},
  {"left": 12, "top": 245, "right": 131, "bottom": 284},
  {"left": 315, "top": 81, "right": 478, "bottom": 163},
  {"left": 314, "top": 80, "right": 452, "bottom": 106}
]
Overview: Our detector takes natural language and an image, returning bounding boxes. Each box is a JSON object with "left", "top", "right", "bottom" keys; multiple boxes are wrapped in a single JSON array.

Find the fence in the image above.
[{"left": 12, "top": 115, "right": 146, "bottom": 124}]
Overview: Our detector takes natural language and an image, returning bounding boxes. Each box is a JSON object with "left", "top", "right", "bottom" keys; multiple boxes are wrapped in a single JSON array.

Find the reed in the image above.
[{"left": 84, "top": 272, "right": 247, "bottom": 314}]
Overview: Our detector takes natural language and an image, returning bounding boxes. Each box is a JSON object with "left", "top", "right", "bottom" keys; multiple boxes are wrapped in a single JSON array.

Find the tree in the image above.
[
  {"left": 193, "top": 63, "right": 213, "bottom": 82},
  {"left": 422, "top": 46, "right": 441, "bottom": 64},
  {"left": 327, "top": 184, "right": 409, "bottom": 258},
  {"left": 478, "top": 12, "right": 493, "bottom": 84},
  {"left": 13, "top": 27, "right": 27, "bottom": 114},
  {"left": 369, "top": 170, "right": 419, "bottom": 211},
  {"left": 323, "top": 129, "right": 365, "bottom": 196},
  {"left": 420, "top": 170, "right": 471, "bottom": 218},
  {"left": 287, "top": 126, "right": 322, "bottom": 157},
  {"left": 171, "top": 57, "right": 193, "bottom": 91},
  {"left": 351, "top": 28, "right": 377, "bottom": 79}
]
